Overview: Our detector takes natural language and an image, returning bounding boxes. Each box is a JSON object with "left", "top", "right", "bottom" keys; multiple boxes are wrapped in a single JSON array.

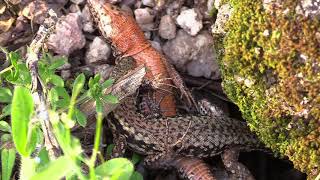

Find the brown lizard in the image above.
[
  {"left": 107, "top": 57, "right": 260, "bottom": 180},
  {"left": 87, "top": 0, "right": 198, "bottom": 117},
  {"left": 108, "top": 94, "right": 261, "bottom": 179}
]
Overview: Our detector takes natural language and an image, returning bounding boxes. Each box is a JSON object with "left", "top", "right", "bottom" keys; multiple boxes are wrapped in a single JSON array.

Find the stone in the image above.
[
  {"left": 81, "top": 5, "right": 95, "bottom": 33},
  {"left": 69, "top": 4, "right": 81, "bottom": 13},
  {"left": 70, "top": 0, "right": 85, "bottom": 5},
  {"left": 163, "top": 30, "right": 220, "bottom": 79},
  {"left": 176, "top": 8, "right": 203, "bottom": 36},
  {"left": 142, "top": 0, "right": 155, "bottom": 7},
  {"left": 85, "top": 37, "right": 111, "bottom": 64},
  {"left": 211, "top": 3, "right": 233, "bottom": 35},
  {"left": 150, "top": 41, "right": 162, "bottom": 53},
  {"left": 47, "top": 13, "right": 86, "bottom": 56},
  {"left": 134, "top": 7, "right": 155, "bottom": 31},
  {"left": 94, "top": 64, "right": 113, "bottom": 81},
  {"left": 20, "top": 0, "right": 48, "bottom": 24},
  {"left": 158, "top": 15, "right": 176, "bottom": 39}
]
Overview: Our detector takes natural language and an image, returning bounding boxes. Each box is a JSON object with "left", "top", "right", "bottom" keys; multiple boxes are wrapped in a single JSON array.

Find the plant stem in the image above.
[{"left": 89, "top": 111, "right": 103, "bottom": 180}]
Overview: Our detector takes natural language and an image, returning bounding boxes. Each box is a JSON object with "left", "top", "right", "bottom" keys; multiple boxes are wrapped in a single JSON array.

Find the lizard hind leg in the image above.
[
  {"left": 144, "top": 154, "right": 216, "bottom": 180},
  {"left": 221, "top": 149, "right": 255, "bottom": 180}
]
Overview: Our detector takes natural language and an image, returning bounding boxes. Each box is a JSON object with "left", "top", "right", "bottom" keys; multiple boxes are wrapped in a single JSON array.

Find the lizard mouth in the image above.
[{"left": 87, "top": 0, "right": 114, "bottom": 38}]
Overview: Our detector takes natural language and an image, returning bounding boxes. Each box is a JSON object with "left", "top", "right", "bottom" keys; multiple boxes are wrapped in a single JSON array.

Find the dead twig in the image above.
[{"left": 26, "top": 9, "right": 60, "bottom": 159}]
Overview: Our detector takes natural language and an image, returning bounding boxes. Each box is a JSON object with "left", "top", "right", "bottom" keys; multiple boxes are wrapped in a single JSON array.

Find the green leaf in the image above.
[
  {"left": 19, "top": 156, "right": 37, "bottom": 179},
  {"left": 36, "top": 148, "right": 50, "bottom": 172},
  {"left": 11, "top": 86, "right": 34, "bottom": 157},
  {"left": 106, "top": 144, "right": 115, "bottom": 159},
  {"left": 130, "top": 171, "right": 143, "bottom": 180},
  {"left": 1, "top": 148, "right": 16, "bottom": 180},
  {"left": 1, "top": 104, "right": 11, "bottom": 118},
  {"left": 95, "top": 158, "right": 134, "bottom": 180},
  {"left": 102, "top": 94, "right": 119, "bottom": 104},
  {"left": 30, "top": 156, "right": 75, "bottom": 180},
  {"left": 55, "top": 87, "right": 70, "bottom": 100},
  {"left": 49, "top": 88, "right": 59, "bottom": 110},
  {"left": 131, "top": 153, "right": 142, "bottom": 165},
  {"left": 48, "top": 74, "right": 64, "bottom": 87},
  {"left": 72, "top": 73, "right": 85, "bottom": 98},
  {"left": 0, "top": 121, "right": 11, "bottom": 132},
  {"left": 27, "top": 127, "right": 40, "bottom": 156},
  {"left": 101, "top": 79, "right": 114, "bottom": 89},
  {"left": 48, "top": 58, "right": 66, "bottom": 70},
  {"left": 74, "top": 108, "right": 87, "bottom": 127},
  {"left": 0, "top": 87, "right": 12, "bottom": 103},
  {"left": 89, "top": 74, "right": 101, "bottom": 89},
  {"left": 1, "top": 134, "right": 12, "bottom": 143},
  {"left": 54, "top": 87, "right": 70, "bottom": 109},
  {"left": 9, "top": 51, "right": 19, "bottom": 68}
]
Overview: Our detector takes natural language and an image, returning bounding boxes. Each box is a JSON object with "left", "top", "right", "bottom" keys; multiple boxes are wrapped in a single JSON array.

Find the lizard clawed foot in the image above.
[
  {"left": 111, "top": 133, "right": 127, "bottom": 158},
  {"left": 222, "top": 149, "right": 255, "bottom": 180}
]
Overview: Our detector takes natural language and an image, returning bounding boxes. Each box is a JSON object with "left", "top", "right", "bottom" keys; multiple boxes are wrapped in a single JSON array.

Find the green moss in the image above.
[{"left": 219, "top": 0, "right": 320, "bottom": 178}]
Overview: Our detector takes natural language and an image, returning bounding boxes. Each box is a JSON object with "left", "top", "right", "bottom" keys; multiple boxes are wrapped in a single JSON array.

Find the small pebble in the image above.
[
  {"left": 47, "top": 13, "right": 86, "bottom": 56},
  {"left": 211, "top": 4, "right": 233, "bottom": 35},
  {"left": 70, "top": 0, "right": 85, "bottom": 5},
  {"left": 134, "top": 8, "right": 155, "bottom": 24},
  {"left": 159, "top": 15, "right": 176, "bottom": 39},
  {"left": 85, "top": 37, "right": 111, "bottom": 64},
  {"left": 81, "top": 5, "right": 95, "bottom": 33},
  {"left": 176, "top": 8, "right": 203, "bottom": 36},
  {"left": 94, "top": 64, "right": 114, "bottom": 81},
  {"left": 21, "top": 0, "right": 48, "bottom": 24},
  {"left": 142, "top": 0, "right": 155, "bottom": 7}
]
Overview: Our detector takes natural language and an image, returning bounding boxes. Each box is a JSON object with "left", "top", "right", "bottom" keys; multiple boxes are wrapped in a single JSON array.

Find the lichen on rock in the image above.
[{"left": 219, "top": 0, "right": 320, "bottom": 178}]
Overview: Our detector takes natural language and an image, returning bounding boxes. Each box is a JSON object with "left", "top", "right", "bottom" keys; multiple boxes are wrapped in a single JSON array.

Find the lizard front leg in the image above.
[
  {"left": 222, "top": 148, "right": 255, "bottom": 180},
  {"left": 163, "top": 58, "right": 199, "bottom": 112}
]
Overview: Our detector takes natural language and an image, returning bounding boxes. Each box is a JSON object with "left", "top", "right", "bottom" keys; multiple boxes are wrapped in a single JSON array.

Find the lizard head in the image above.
[{"left": 87, "top": 0, "right": 135, "bottom": 39}]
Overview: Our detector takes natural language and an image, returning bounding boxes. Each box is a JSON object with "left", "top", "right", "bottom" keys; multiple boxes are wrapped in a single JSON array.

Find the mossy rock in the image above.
[{"left": 220, "top": 0, "right": 320, "bottom": 178}]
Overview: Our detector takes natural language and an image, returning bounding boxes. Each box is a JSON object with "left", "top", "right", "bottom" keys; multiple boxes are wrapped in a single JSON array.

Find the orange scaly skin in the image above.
[{"left": 88, "top": 0, "right": 176, "bottom": 116}]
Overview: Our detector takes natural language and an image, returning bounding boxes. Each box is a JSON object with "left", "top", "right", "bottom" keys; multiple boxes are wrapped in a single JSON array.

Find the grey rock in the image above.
[
  {"left": 81, "top": 5, "right": 95, "bottom": 33},
  {"left": 144, "top": 31, "right": 151, "bottom": 39},
  {"left": 47, "top": 13, "right": 86, "bottom": 56},
  {"left": 214, "top": 0, "right": 223, "bottom": 9},
  {"left": 109, "top": 0, "right": 122, "bottom": 3},
  {"left": 94, "top": 64, "right": 114, "bottom": 81},
  {"left": 61, "top": 70, "right": 71, "bottom": 80},
  {"left": 176, "top": 8, "right": 203, "bottom": 36},
  {"left": 47, "top": 0, "right": 68, "bottom": 6},
  {"left": 296, "top": 0, "right": 320, "bottom": 17},
  {"left": 211, "top": 3, "right": 233, "bottom": 35},
  {"left": 120, "top": 4, "right": 134, "bottom": 16},
  {"left": 20, "top": 0, "right": 48, "bottom": 24},
  {"left": 70, "top": 0, "right": 85, "bottom": 5},
  {"left": 134, "top": 8, "right": 155, "bottom": 23},
  {"left": 134, "top": 7, "right": 155, "bottom": 31},
  {"left": 69, "top": 4, "right": 81, "bottom": 13},
  {"left": 0, "top": 31, "right": 11, "bottom": 46},
  {"left": 163, "top": 30, "right": 220, "bottom": 79},
  {"left": 159, "top": 15, "right": 176, "bottom": 39},
  {"left": 85, "top": 37, "right": 111, "bottom": 64},
  {"left": 163, "top": 30, "right": 193, "bottom": 69},
  {"left": 150, "top": 41, "right": 162, "bottom": 53},
  {"left": 142, "top": 0, "right": 155, "bottom": 7}
]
